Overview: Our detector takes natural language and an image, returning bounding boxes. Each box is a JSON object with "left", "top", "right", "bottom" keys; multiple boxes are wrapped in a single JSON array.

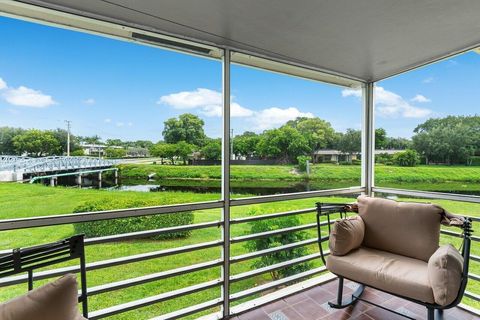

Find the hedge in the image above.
[{"left": 73, "top": 199, "right": 194, "bottom": 240}]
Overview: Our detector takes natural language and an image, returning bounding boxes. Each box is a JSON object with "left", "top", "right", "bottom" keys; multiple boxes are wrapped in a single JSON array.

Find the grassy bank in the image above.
[
  {"left": 0, "top": 183, "right": 478, "bottom": 317},
  {"left": 119, "top": 163, "right": 480, "bottom": 183}
]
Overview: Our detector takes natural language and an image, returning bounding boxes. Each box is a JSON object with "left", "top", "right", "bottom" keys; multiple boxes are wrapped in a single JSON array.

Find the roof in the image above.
[{"left": 4, "top": 1, "right": 480, "bottom": 83}]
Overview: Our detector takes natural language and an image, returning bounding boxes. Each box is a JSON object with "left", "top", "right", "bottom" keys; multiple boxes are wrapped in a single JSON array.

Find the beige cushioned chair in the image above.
[
  {"left": 0, "top": 235, "right": 88, "bottom": 319},
  {"left": 316, "top": 196, "right": 472, "bottom": 320},
  {"left": 0, "top": 274, "right": 87, "bottom": 320}
]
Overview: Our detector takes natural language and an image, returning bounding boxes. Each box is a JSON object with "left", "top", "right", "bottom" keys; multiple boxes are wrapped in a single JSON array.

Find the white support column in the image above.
[
  {"left": 361, "top": 82, "right": 375, "bottom": 196},
  {"left": 221, "top": 48, "right": 231, "bottom": 318}
]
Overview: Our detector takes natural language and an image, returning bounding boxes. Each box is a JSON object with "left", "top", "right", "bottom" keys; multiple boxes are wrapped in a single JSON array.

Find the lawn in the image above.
[
  {"left": 119, "top": 163, "right": 480, "bottom": 183},
  {"left": 0, "top": 181, "right": 479, "bottom": 318}
]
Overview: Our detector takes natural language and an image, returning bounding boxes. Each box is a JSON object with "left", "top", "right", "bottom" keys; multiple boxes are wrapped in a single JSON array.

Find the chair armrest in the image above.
[
  {"left": 428, "top": 244, "right": 463, "bottom": 306},
  {"left": 329, "top": 216, "right": 365, "bottom": 256}
]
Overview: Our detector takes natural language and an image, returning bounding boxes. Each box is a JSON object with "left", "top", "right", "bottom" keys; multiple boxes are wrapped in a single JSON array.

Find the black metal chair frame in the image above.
[
  {"left": 316, "top": 203, "right": 472, "bottom": 320},
  {"left": 0, "top": 234, "right": 88, "bottom": 318}
]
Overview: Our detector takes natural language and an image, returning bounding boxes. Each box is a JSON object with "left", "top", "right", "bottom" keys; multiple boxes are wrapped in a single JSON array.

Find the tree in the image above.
[
  {"left": 175, "top": 141, "right": 195, "bottom": 165},
  {"left": 51, "top": 128, "right": 81, "bottom": 155},
  {"left": 80, "top": 135, "right": 102, "bottom": 145},
  {"left": 412, "top": 116, "right": 478, "bottom": 164},
  {"left": 286, "top": 117, "right": 336, "bottom": 159},
  {"left": 337, "top": 129, "right": 361, "bottom": 162},
  {"left": 375, "top": 128, "right": 387, "bottom": 149},
  {"left": 393, "top": 149, "right": 420, "bottom": 167},
  {"left": 256, "top": 126, "right": 310, "bottom": 163},
  {"left": 104, "top": 147, "right": 126, "bottom": 158},
  {"left": 150, "top": 143, "right": 177, "bottom": 164},
  {"left": 233, "top": 131, "right": 260, "bottom": 158},
  {"left": 201, "top": 139, "right": 222, "bottom": 160},
  {"left": 105, "top": 139, "right": 123, "bottom": 146},
  {"left": 0, "top": 127, "right": 25, "bottom": 155},
  {"left": 385, "top": 137, "right": 412, "bottom": 150},
  {"left": 12, "top": 129, "right": 61, "bottom": 157},
  {"left": 163, "top": 113, "right": 206, "bottom": 146}
]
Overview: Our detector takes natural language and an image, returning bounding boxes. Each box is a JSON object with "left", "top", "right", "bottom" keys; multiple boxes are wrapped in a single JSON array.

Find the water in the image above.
[{"left": 39, "top": 173, "right": 480, "bottom": 196}]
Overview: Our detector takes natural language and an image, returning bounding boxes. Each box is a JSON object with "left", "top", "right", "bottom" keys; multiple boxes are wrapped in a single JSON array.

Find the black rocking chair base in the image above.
[{"left": 328, "top": 283, "right": 365, "bottom": 309}]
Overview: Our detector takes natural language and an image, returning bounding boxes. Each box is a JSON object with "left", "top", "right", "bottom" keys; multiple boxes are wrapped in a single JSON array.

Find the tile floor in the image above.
[{"left": 232, "top": 279, "right": 478, "bottom": 320}]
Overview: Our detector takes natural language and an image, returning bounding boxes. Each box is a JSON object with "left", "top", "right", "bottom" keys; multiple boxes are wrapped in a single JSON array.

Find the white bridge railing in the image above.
[{"left": 0, "top": 156, "right": 119, "bottom": 174}]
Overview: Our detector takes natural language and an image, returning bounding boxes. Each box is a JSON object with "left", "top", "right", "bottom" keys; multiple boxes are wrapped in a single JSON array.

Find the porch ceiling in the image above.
[{"left": 15, "top": 0, "right": 480, "bottom": 81}]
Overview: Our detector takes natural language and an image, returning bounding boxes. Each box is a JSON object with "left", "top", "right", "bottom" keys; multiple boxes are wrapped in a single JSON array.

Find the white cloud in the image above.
[
  {"left": 127, "top": 122, "right": 133, "bottom": 127},
  {"left": 411, "top": 94, "right": 431, "bottom": 103},
  {"left": 423, "top": 77, "right": 434, "bottom": 83},
  {"left": 341, "top": 86, "right": 431, "bottom": 118},
  {"left": 83, "top": 98, "right": 95, "bottom": 105},
  {"left": 116, "top": 122, "right": 124, "bottom": 127},
  {"left": 0, "top": 78, "right": 6, "bottom": 90},
  {"left": 2, "top": 86, "right": 56, "bottom": 108},
  {"left": 104, "top": 118, "right": 111, "bottom": 123},
  {"left": 160, "top": 88, "right": 315, "bottom": 131},
  {"left": 253, "top": 107, "right": 314, "bottom": 130},
  {"left": 159, "top": 88, "right": 254, "bottom": 118}
]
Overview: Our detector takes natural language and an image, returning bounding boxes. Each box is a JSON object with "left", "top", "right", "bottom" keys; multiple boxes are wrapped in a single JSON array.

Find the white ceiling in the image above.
[{"left": 17, "top": 0, "right": 480, "bottom": 81}]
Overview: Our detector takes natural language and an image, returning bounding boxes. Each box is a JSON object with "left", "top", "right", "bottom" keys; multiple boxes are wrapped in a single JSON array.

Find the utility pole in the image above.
[{"left": 65, "top": 120, "right": 71, "bottom": 156}]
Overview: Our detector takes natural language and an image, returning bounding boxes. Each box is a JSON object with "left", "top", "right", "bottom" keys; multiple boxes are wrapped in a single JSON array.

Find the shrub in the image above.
[
  {"left": 376, "top": 152, "right": 393, "bottom": 165},
  {"left": 73, "top": 199, "right": 194, "bottom": 240},
  {"left": 296, "top": 155, "right": 311, "bottom": 172},
  {"left": 393, "top": 149, "right": 420, "bottom": 167},
  {"left": 351, "top": 159, "right": 362, "bottom": 165},
  {"left": 468, "top": 156, "right": 480, "bottom": 166},
  {"left": 244, "top": 209, "right": 312, "bottom": 280}
]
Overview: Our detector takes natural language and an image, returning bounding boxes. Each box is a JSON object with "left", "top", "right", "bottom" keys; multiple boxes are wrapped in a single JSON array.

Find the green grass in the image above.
[
  {"left": 119, "top": 163, "right": 480, "bottom": 183},
  {"left": 0, "top": 182, "right": 479, "bottom": 318}
]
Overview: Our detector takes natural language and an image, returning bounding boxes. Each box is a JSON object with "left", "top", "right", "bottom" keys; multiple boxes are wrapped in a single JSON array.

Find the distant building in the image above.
[
  {"left": 81, "top": 144, "right": 122, "bottom": 157},
  {"left": 313, "top": 149, "right": 404, "bottom": 163}
]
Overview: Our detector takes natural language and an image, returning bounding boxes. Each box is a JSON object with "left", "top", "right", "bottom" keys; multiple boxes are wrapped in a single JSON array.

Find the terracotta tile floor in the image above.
[{"left": 232, "top": 279, "right": 478, "bottom": 320}]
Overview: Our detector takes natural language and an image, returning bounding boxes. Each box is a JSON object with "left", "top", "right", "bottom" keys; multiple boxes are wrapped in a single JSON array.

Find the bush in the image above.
[
  {"left": 73, "top": 199, "right": 194, "bottom": 240},
  {"left": 296, "top": 155, "right": 311, "bottom": 172},
  {"left": 376, "top": 152, "right": 393, "bottom": 165},
  {"left": 468, "top": 156, "right": 480, "bottom": 166},
  {"left": 71, "top": 149, "right": 85, "bottom": 156},
  {"left": 244, "top": 209, "right": 312, "bottom": 280},
  {"left": 351, "top": 159, "right": 361, "bottom": 165},
  {"left": 393, "top": 149, "right": 420, "bottom": 167}
]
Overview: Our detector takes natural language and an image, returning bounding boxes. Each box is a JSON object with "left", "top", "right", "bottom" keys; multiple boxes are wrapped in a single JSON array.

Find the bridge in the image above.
[{"left": 0, "top": 156, "right": 119, "bottom": 182}]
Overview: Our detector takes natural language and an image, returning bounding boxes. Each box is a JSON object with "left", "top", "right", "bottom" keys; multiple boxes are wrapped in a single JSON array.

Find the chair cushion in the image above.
[
  {"left": 428, "top": 244, "right": 464, "bottom": 306},
  {"left": 357, "top": 195, "right": 442, "bottom": 262},
  {"left": 329, "top": 216, "right": 365, "bottom": 256},
  {"left": 0, "top": 274, "right": 86, "bottom": 320},
  {"left": 327, "top": 246, "right": 435, "bottom": 303}
]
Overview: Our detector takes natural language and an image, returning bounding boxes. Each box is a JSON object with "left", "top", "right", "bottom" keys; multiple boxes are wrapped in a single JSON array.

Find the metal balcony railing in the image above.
[{"left": 0, "top": 186, "right": 478, "bottom": 320}]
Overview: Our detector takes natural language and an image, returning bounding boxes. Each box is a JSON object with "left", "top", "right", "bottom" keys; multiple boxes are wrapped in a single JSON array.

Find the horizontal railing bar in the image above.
[
  {"left": 88, "top": 259, "right": 223, "bottom": 296},
  {"left": 88, "top": 279, "right": 222, "bottom": 319},
  {"left": 469, "top": 273, "right": 480, "bottom": 282},
  {"left": 471, "top": 254, "right": 480, "bottom": 263},
  {"left": 230, "top": 253, "right": 320, "bottom": 283},
  {"left": 0, "top": 200, "right": 224, "bottom": 231},
  {"left": 230, "top": 266, "right": 327, "bottom": 301},
  {"left": 230, "top": 208, "right": 316, "bottom": 224},
  {"left": 230, "top": 187, "right": 364, "bottom": 206},
  {"left": 230, "top": 238, "right": 319, "bottom": 263},
  {"left": 440, "top": 229, "right": 479, "bottom": 242},
  {"left": 86, "top": 221, "right": 222, "bottom": 245},
  {"left": 464, "top": 290, "right": 480, "bottom": 302},
  {"left": 372, "top": 187, "right": 480, "bottom": 205},
  {"left": 0, "top": 240, "right": 223, "bottom": 287},
  {"left": 149, "top": 298, "right": 223, "bottom": 320},
  {"left": 230, "top": 223, "right": 317, "bottom": 243}
]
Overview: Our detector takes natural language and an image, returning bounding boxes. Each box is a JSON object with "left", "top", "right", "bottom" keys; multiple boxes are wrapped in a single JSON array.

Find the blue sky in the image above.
[{"left": 0, "top": 15, "right": 479, "bottom": 141}]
